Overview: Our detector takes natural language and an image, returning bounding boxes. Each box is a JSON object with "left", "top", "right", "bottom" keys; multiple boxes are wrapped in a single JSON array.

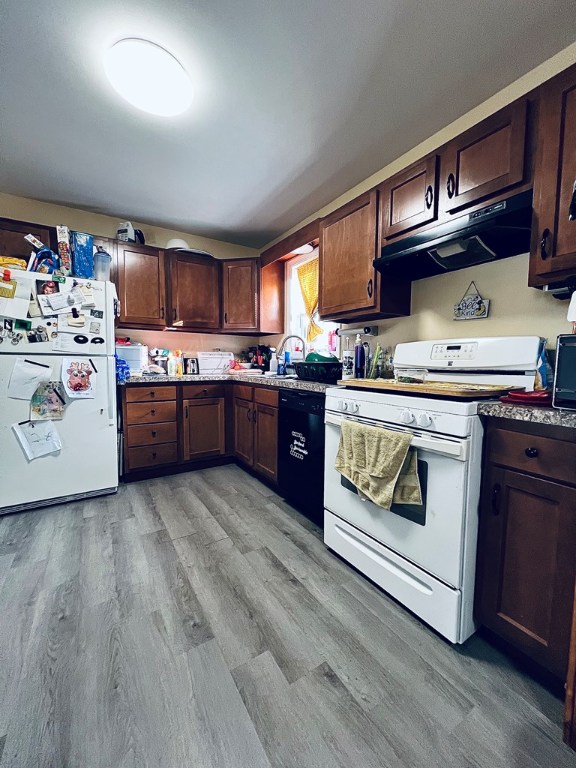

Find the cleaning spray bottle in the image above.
[{"left": 354, "top": 333, "right": 365, "bottom": 379}]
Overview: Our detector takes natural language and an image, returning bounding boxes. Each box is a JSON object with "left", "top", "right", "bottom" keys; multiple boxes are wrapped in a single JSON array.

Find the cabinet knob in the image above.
[
  {"left": 540, "top": 228, "right": 550, "bottom": 260},
  {"left": 253, "top": 409, "right": 257, "bottom": 423},
  {"left": 525, "top": 447, "right": 539, "bottom": 458},
  {"left": 224, "top": 312, "right": 228, "bottom": 324},
  {"left": 151, "top": 430, "right": 157, "bottom": 437},
  {"left": 446, "top": 173, "right": 456, "bottom": 199},
  {"left": 150, "top": 409, "right": 156, "bottom": 415},
  {"left": 425, "top": 185, "right": 434, "bottom": 209},
  {"left": 150, "top": 391, "right": 155, "bottom": 398},
  {"left": 367, "top": 278, "right": 373, "bottom": 299},
  {"left": 247, "top": 408, "right": 251, "bottom": 422},
  {"left": 152, "top": 451, "right": 157, "bottom": 459},
  {"left": 160, "top": 306, "right": 165, "bottom": 319}
]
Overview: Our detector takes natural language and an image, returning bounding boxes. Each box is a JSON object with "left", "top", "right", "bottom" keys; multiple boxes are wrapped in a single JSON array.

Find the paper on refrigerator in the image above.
[
  {"left": 12, "top": 420, "right": 62, "bottom": 461},
  {"left": 61, "top": 357, "right": 96, "bottom": 398},
  {"left": 0, "top": 273, "right": 33, "bottom": 320},
  {"left": 8, "top": 357, "right": 52, "bottom": 400}
]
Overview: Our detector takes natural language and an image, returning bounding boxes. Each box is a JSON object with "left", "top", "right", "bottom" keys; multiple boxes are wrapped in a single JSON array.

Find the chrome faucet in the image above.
[{"left": 276, "top": 335, "right": 306, "bottom": 361}]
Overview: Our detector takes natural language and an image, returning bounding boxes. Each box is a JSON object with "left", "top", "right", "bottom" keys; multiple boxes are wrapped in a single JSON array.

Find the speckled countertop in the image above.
[
  {"left": 477, "top": 401, "right": 576, "bottom": 428},
  {"left": 121, "top": 374, "right": 334, "bottom": 394}
]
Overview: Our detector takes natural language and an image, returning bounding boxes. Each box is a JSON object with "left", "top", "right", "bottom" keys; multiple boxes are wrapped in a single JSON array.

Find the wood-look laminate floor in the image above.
[{"left": 0, "top": 464, "right": 575, "bottom": 768}]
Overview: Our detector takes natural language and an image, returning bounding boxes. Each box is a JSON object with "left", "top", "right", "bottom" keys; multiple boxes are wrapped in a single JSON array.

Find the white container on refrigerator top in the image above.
[{"left": 0, "top": 276, "right": 118, "bottom": 514}]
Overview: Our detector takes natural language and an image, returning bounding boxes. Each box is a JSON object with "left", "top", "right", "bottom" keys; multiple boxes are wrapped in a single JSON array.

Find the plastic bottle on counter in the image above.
[
  {"left": 167, "top": 352, "right": 177, "bottom": 377},
  {"left": 354, "top": 334, "right": 365, "bottom": 379},
  {"left": 174, "top": 349, "right": 184, "bottom": 377}
]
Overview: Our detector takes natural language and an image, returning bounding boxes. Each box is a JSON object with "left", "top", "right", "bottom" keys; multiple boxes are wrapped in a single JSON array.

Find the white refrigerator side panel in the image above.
[{"left": 0, "top": 355, "right": 118, "bottom": 512}]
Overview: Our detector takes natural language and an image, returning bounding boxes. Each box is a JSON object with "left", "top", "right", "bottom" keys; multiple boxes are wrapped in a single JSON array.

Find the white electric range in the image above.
[{"left": 323, "top": 336, "right": 544, "bottom": 643}]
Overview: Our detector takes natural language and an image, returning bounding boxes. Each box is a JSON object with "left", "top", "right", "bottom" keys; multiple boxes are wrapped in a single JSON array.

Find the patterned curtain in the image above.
[{"left": 296, "top": 257, "right": 322, "bottom": 343}]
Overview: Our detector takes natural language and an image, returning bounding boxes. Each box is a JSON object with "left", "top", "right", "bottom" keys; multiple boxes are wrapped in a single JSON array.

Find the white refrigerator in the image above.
[{"left": 0, "top": 273, "right": 118, "bottom": 514}]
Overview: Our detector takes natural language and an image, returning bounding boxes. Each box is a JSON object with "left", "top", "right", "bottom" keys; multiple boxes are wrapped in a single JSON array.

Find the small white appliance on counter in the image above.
[
  {"left": 115, "top": 344, "right": 149, "bottom": 375},
  {"left": 197, "top": 351, "right": 234, "bottom": 375},
  {"left": 323, "top": 335, "right": 543, "bottom": 644},
  {"left": 0, "top": 273, "right": 118, "bottom": 514}
]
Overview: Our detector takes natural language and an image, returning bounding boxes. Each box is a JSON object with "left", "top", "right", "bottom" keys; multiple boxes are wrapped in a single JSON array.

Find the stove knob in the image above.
[
  {"left": 400, "top": 409, "right": 415, "bottom": 425},
  {"left": 338, "top": 400, "right": 348, "bottom": 411},
  {"left": 349, "top": 402, "right": 360, "bottom": 414},
  {"left": 416, "top": 412, "right": 432, "bottom": 428}
]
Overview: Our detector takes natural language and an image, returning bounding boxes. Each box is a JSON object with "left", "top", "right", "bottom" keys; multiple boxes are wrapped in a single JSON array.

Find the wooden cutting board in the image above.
[{"left": 336, "top": 379, "right": 522, "bottom": 399}]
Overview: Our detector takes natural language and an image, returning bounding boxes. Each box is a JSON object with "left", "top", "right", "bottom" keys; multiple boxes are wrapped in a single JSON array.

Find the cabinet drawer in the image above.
[
  {"left": 489, "top": 428, "right": 576, "bottom": 486},
  {"left": 126, "top": 422, "right": 177, "bottom": 447},
  {"left": 125, "top": 386, "right": 177, "bottom": 402},
  {"left": 233, "top": 384, "right": 254, "bottom": 401},
  {"left": 127, "top": 443, "right": 178, "bottom": 470},
  {"left": 126, "top": 401, "right": 177, "bottom": 425},
  {"left": 254, "top": 387, "right": 279, "bottom": 407},
  {"left": 181, "top": 383, "right": 225, "bottom": 399}
]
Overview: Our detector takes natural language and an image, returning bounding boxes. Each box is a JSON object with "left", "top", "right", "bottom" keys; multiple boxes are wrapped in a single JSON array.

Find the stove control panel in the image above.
[{"left": 430, "top": 342, "right": 477, "bottom": 360}]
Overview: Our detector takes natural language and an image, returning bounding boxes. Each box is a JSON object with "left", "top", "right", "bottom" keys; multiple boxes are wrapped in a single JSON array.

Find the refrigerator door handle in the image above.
[{"left": 107, "top": 361, "right": 116, "bottom": 426}]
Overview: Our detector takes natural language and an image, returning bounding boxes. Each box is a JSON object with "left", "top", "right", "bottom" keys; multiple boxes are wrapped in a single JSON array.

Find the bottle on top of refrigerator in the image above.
[{"left": 354, "top": 334, "right": 365, "bottom": 379}]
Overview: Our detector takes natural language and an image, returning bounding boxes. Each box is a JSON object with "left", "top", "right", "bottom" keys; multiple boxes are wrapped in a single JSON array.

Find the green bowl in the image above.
[{"left": 305, "top": 352, "right": 338, "bottom": 363}]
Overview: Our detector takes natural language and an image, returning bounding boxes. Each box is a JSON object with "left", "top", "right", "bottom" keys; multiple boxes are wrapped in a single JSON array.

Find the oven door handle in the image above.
[{"left": 325, "top": 412, "right": 468, "bottom": 460}]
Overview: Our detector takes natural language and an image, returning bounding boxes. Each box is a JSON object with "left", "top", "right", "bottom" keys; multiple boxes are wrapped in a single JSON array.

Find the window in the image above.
[{"left": 285, "top": 249, "right": 339, "bottom": 358}]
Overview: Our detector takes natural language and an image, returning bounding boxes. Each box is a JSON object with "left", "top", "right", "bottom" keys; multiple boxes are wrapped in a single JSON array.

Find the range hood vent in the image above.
[{"left": 375, "top": 190, "right": 533, "bottom": 280}]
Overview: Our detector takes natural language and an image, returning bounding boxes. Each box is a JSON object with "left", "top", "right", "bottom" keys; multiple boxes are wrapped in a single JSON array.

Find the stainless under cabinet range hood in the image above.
[{"left": 374, "top": 189, "right": 533, "bottom": 280}]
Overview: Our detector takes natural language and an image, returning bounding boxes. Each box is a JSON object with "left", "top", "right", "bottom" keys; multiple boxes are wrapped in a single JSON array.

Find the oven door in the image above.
[{"left": 324, "top": 412, "right": 471, "bottom": 588}]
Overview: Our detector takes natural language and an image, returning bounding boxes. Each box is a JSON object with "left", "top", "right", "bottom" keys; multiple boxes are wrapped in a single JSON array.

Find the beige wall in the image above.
[
  {"left": 0, "top": 192, "right": 258, "bottom": 260},
  {"left": 351, "top": 254, "right": 571, "bottom": 355}
]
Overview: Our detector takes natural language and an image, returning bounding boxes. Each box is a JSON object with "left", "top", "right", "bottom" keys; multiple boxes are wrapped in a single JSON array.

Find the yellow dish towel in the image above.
[{"left": 335, "top": 420, "right": 422, "bottom": 509}]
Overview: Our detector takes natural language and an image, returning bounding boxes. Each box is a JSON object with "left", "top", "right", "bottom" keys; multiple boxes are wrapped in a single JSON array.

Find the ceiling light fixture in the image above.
[{"left": 104, "top": 38, "right": 193, "bottom": 117}]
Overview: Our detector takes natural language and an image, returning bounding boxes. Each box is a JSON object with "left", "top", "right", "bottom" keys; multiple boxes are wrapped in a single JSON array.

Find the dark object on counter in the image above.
[
  {"left": 553, "top": 335, "right": 576, "bottom": 411},
  {"left": 293, "top": 360, "right": 342, "bottom": 383},
  {"left": 278, "top": 391, "right": 325, "bottom": 527}
]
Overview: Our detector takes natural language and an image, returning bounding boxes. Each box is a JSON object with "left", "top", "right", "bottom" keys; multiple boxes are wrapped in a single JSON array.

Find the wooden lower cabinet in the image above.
[
  {"left": 122, "top": 384, "right": 178, "bottom": 474},
  {"left": 233, "top": 385, "right": 279, "bottom": 483},
  {"left": 183, "top": 397, "right": 225, "bottom": 460},
  {"left": 253, "top": 402, "right": 278, "bottom": 482},
  {"left": 475, "top": 421, "right": 576, "bottom": 679}
]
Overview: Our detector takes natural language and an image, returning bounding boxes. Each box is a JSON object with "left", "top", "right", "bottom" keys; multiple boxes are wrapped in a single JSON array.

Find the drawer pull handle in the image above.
[
  {"left": 446, "top": 173, "right": 456, "bottom": 199},
  {"left": 253, "top": 409, "right": 257, "bottom": 423},
  {"left": 492, "top": 483, "right": 501, "bottom": 516},
  {"left": 150, "top": 391, "right": 155, "bottom": 398},
  {"left": 247, "top": 408, "right": 251, "bottom": 422},
  {"left": 425, "top": 185, "right": 433, "bottom": 209},
  {"left": 150, "top": 409, "right": 156, "bottom": 416},
  {"left": 152, "top": 451, "right": 157, "bottom": 459},
  {"left": 525, "top": 447, "right": 539, "bottom": 458},
  {"left": 151, "top": 430, "right": 157, "bottom": 437},
  {"left": 367, "top": 278, "right": 373, "bottom": 299}
]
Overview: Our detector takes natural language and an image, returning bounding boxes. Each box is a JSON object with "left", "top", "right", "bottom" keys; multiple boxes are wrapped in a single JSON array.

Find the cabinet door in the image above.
[
  {"left": 117, "top": 244, "right": 166, "bottom": 327},
  {"left": 170, "top": 253, "right": 220, "bottom": 329},
  {"left": 440, "top": 100, "right": 528, "bottom": 214},
  {"left": 476, "top": 465, "right": 576, "bottom": 678},
  {"left": 379, "top": 156, "right": 439, "bottom": 240},
  {"left": 319, "top": 191, "right": 378, "bottom": 317},
  {"left": 222, "top": 259, "right": 258, "bottom": 331},
  {"left": 253, "top": 403, "right": 278, "bottom": 482},
  {"left": 183, "top": 398, "right": 225, "bottom": 460},
  {"left": 234, "top": 397, "right": 254, "bottom": 466},
  {"left": 530, "top": 67, "right": 576, "bottom": 283},
  {"left": 0, "top": 217, "right": 57, "bottom": 261}
]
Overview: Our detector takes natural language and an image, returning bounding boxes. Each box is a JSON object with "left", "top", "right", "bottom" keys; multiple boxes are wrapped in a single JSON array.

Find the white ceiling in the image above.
[{"left": 0, "top": 1, "right": 574, "bottom": 248}]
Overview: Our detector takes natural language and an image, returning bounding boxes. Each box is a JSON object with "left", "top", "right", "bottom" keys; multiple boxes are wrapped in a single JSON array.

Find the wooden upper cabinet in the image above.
[
  {"left": 259, "top": 261, "right": 285, "bottom": 335},
  {"left": 319, "top": 191, "right": 379, "bottom": 317},
  {"left": 530, "top": 65, "right": 576, "bottom": 284},
  {"left": 221, "top": 259, "right": 258, "bottom": 331},
  {"left": 168, "top": 252, "right": 220, "bottom": 330},
  {"left": 379, "top": 155, "right": 439, "bottom": 240},
  {"left": 117, "top": 243, "right": 166, "bottom": 327},
  {"left": 440, "top": 100, "right": 528, "bottom": 215},
  {"left": 0, "top": 217, "right": 57, "bottom": 261}
]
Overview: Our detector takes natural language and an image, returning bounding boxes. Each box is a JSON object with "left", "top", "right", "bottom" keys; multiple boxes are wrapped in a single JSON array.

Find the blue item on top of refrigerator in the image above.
[
  {"left": 30, "top": 247, "right": 60, "bottom": 274},
  {"left": 70, "top": 231, "right": 94, "bottom": 278}
]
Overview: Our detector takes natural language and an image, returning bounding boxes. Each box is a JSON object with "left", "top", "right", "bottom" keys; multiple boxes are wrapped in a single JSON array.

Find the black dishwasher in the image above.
[{"left": 278, "top": 390, "right": 325, "bottom": 526}]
